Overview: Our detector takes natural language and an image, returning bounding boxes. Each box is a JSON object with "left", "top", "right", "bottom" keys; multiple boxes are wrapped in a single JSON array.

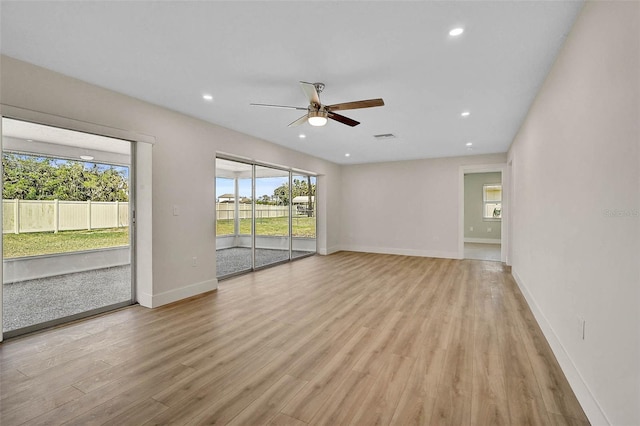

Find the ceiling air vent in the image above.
[{"left": 373, "top": 133, "right": 396, "bottom": 140}]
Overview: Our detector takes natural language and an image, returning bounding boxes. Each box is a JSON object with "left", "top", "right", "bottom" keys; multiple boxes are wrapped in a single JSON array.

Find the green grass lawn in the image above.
[
  {"left": 216, "top": 216, "right": 316, "bottom": 238},
  {"left": 4, "top": 217, "right": 313, "bottom": 259},
  {"left": 3, "top": 228, "right": 129, "bottom": 258}
]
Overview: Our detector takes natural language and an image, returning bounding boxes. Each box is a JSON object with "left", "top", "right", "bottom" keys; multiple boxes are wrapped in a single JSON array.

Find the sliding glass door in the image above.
[
  {"left": 2, "top": 118, "right": 134, "bottom": 337},
  {"left": 292, "top": 174, "right": 316, "bottom": 259},
  {"left": 255, "top": 166, "right": 290, "bottom": 269},
  {"left": 215, "top": 158, "right": 316, "bottom": 279},
  {"left": 215, "top": 158, "right": 253, "bottom": 277}
]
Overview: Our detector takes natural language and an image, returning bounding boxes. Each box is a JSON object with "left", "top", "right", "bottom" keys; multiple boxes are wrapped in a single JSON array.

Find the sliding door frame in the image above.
[
  {"left": 215, "top": 155, "right": 317, "bottom": 279},
  {"left": 1, "top": 114, "right": 138, "bottom": 339}
]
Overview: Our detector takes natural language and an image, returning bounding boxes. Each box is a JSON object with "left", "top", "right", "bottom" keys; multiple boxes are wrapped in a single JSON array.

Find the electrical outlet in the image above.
[
  {"left": 173, "top": 205, "right": 180, "bottom": 216},
  {"left": 192, "top": 256, "right": 198, "bottom": 267},
  {"left": 487, "top": 227, "right": 492, "bottom": 232},
  {"left": 469, "top": 226, "right": 474, "bottom": 232}
]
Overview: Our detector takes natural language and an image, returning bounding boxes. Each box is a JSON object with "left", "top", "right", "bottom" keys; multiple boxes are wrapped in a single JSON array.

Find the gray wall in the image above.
[{"left": 464, "top": 172, "right": 502, "bottom": 241}]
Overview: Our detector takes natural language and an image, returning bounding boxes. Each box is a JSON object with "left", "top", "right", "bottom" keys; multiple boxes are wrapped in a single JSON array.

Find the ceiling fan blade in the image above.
[
  {"left": 288, "top": 114, "right": 309, "bottom": 127},
  {"left": 328, "top": 112, "right": 360, "bottom": 127},
  {"left": 299, "top": 81, "right": 320, "bottom": 105},
  {"left": 327, "top": 98, "right": 385, "bottom": 111},
  {"left": 250, "top": 103, "right": 308, "bottom": 111}
]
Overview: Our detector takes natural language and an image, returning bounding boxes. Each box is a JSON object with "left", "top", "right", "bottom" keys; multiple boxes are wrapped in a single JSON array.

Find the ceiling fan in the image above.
[{"left": 250, "top": 81, "right": 384, "bottom": 127}]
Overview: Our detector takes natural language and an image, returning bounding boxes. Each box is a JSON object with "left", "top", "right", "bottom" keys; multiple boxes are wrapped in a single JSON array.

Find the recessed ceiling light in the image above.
[
  {"left": 26, "top": 139, "right": 33, "bottom": 142},
  {"left": 449, "top": 27, "right": 464, "bottom": 36},
  {"left": 466, "top": 142, "right": 473, "bottom": 147},
  {"left": 345, "top": 153, "right": 351, "bottom": 157},
  {"left": 80, "top": 155, "right": 94, "bottom": 161},
  {"left": 202, "top": 94, "right": 213, "bottom": 101},
  {"left": 299, "top": 134, "right": 306, "bottom": 139},
  {"left": 461, "top": 111, "right": 470, "bottom": 117}
]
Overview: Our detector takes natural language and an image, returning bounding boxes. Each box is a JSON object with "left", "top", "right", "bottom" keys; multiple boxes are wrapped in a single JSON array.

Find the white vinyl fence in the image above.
[
  {"left": 216, "top": 203, "right": 315, "bottom": 221},
  {"left": 2, "top": 199, "right": 129, "bottom": 234}
]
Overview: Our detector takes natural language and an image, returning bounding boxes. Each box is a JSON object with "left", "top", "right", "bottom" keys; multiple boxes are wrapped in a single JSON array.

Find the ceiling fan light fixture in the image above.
[
  {"left": 308, "top": 110, "right": 328, "bottom": 127},
  {"left": 252, "top": 82, "right": 383, "bottom": 128}
]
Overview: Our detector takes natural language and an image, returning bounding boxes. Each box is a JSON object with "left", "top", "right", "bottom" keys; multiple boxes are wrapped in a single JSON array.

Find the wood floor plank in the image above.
[
  {"left": 389, "top": 339, "right": 446, "bottom": 424},
  {"left": 351, "top": 310, "right": 404, "bottom": 375},
  {"left": 349, "top": 353, "right": 415, "bottom": 425},
  {"left": 225, "top": 374, "right": 307, "bottom": 426},
  {"left": 22, "top": 363, "right": 196, "bottom": 426},
  {"left": 150, "top": 345, "right": 281, "bottom": 408},
  {"left": 470, "top": 261, "right": 510, "bottom": 425},
  {"left": 283, "top": 321, "right": 363, "bottom": 381},
  {"left": 498, "top": 308, "right": 552, "bottom": 425},
  {"left": 178, "top": 351, "right": 303, "bottom": 425},
  {"left": 548, "top": 411, "right": 592, "bottom": 426},
  {"left": 0, "top": 252, "right": 588, "bottom": 426},
  {"left": 429, "top": 315, "right": 474, "bottom": 425},
  {"left": 471, "top": 319, "right": 510, "bottom": 426},
  {"left": 0, "top": 385, "right": 84, "bottom": 426},
  {"left": 280, "top": 327, "right": 372, "bottom": 422},
  {"left": 308, "top": 369, "right": 375, "bottom": 425},
  {"left": 268, "top": 412, "right": 308, "bottom": 426},
  {"left": 2, "top": 358, "right": 111, "bottom": 407},
  {"left": 95, "top": 398, "right": 169, "bottom": 426}
]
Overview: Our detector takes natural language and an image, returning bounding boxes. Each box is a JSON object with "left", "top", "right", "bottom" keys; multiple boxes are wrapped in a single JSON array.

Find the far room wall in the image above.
[{"left": 339, "top": 153, "right": 506, "bottom": 258}]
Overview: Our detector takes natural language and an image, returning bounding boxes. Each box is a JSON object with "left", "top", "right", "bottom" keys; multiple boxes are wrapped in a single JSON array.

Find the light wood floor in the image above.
[
  {"left": 0, "top": 252, "right": 589, "bottom": 425},
  {"left": 463, "top": 243, "right": 501, "bottom": 262}
]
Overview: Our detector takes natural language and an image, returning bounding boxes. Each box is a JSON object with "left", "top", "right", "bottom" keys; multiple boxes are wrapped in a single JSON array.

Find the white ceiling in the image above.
[
  {"left": 0, "top": 1, "right": 583, "bottom": 165},
  {"left": 2, "top": 118, "right": 131, "bottom": 155}
]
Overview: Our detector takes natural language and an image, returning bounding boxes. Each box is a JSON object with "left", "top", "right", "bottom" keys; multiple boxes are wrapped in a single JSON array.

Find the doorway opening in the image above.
[
  {"left": 462, "top": 170, "right": 503, "bottom": 261},
  {"left": 1, "top": 118, "right": 134, "bottom": 338}
]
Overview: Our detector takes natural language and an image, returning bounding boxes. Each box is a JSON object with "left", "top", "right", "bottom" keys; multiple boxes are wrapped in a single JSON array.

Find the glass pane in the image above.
[
  {"left": 291, "top": 174, "right": 316, "bottom": 259},
  {"left": 215, "top": 158, "right": 252, "bottom": 277},
  {"left": 483, "top": 185, "right": 502, "bottom": 202},
  {"left": 215, "top": 177, "right": 234, "bottom": 236},
  {"left": 2, "top": 118, "right": 132, "bottom": 335},
  {"left": 484, "top": 203, "right": 502, "bottom": 218},
  {"left": 255, "top": 166, "right": 290, "bottom": 268}
]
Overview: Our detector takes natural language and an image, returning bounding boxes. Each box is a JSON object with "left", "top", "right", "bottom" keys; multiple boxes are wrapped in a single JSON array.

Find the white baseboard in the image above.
[
  {"left": 511, "top": 269, "right": 609, "bottom": 426},
  {"left": 464, "top": 238, "right": 501, "bottom": 244},
  {"left": 148, "top": 278, "right": 218, "bottom": 308},
  {"left": 340, "top": 245, "right": 458, "bottom": 260},
  {"left": 319, "top": 245, "right": 341, "bottom": 255},
  {"left": 136, "top": 291, "right": 153, "bottom": 308}
]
